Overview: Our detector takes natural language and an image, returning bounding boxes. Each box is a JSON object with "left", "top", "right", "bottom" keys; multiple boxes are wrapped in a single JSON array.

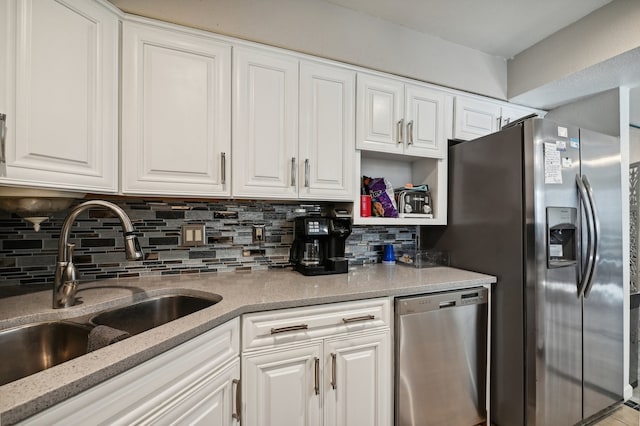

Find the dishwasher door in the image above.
[{"left": 395, "top": 288, "right": 488, "bottom": 426}]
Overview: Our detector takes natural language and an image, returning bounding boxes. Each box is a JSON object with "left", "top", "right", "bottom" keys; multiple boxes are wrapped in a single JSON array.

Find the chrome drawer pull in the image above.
[
  {"left": 314, "top": 357, "right": 320, "bottom": 395},
  {"left": 270, "top": 324, "right": 309, "bottom": 334},
  {"left": 342, "top": 314, "right": 375, "bottom": 323},
  {"left": 232, "top": 379, "right": 241, "bottom": 422},
  {"left": 396, "top": 119, "right": 404, "bottom": 144},
  {"left": 221, "top": 152, "right": 226, "bottom": 185},
  {"left": 290, "top": 157, "right": 297, "bottom": 187},
  {"left": 407, "top": 120, "right": 414, "bottom": 145},
  {"left": 331, "top": 353, "right": 337, "bottom": 390}
]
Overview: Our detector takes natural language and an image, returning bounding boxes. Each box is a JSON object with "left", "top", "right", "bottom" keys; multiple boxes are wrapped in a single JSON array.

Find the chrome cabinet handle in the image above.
[
  {"left": 291, "top": 157, "right": 297, "bottom": 187},
  {"left": 330, "top": 353, "right": 337, "bottom": 390},
  {"left": 304, "top": 159, "right": 310, "bottom": 188},
  {"left": 314, "top": 357, "right": 320, "bottom": 395},
  {"left": 0, "top": 113, "right": 6, "bottom": 177},
  {"left": 270, "top": 324, "right": 308, "bottom": 334},
  {"left": 396, "top": 119, "right": 404, "bottom": 144},
  {"left": 407, "top": 120, "right": 414, "bottom": 145},
  {"left": 221, "top": 152, "right": 226, "bottom": 185},
  {"left": 342, "top": 314, "right": 375, "bottom": 323},
  {"left": 232, "top": 378, "right": 241, "bottom": 422}
]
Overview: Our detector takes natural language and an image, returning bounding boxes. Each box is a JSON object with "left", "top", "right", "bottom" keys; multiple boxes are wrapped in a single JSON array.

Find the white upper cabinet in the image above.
[
  {"left": 357, "top": 74, "right": 403, "bottom": 154},
  {"left": 357, "top": 73, "right": 450, "bottom": 159},
  {"left": 500, "top": 104, "right": 542, "bottom": 128},
  {"left": 232, "top": 46, "right": 299, "bottom": 199},
  {"left": 0, "top": 0, "right": 119, "bottom": 193},
  {"left": 454, "top": 95, "right": 544, "bottom": 141},
  {"left": 233, "top": 46, "right": 355, "bottom": 201},
  {"left": 298, "top": 61, "right": 355, "bottom": 200},
  {"left": 121, "top": 19, "right": 231, "bottom": 196},
  {"left": 453, "top": 96, "right": 502, "bottom": 141}
]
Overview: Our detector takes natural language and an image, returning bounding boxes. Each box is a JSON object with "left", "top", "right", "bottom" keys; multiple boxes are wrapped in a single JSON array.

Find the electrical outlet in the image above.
[
  {"left": 182, "top": 224, "right": 205, "bottom": 247},
  {"left": 252, "top": 224, "right": 265, "bottom": 243}
]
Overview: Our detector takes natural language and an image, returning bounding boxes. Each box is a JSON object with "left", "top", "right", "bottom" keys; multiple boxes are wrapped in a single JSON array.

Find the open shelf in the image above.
[{"left": 353, "top": 150, "right": 447, "bottom": 226}]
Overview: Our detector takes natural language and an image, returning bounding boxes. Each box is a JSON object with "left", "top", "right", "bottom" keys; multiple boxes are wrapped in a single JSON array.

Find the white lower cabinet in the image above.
[
  {"left": 21, "top": 318, "right": 240, "bottom": 426},
  {"left": 324, "top": 332, "right": 391, "bottom": 426},
  {"left": 243, "top": 343, "right": 323, "bottom": 426},
  {"left": 241, "top": 298, "right": 392, "bottom": 426}
]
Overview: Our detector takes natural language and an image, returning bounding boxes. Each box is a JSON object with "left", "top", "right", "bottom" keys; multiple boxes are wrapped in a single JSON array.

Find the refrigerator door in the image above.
[
  {"left": 579, "top": 129, "right": 624, "bottom": 419},
  {"left": 426, "top": 126, "right": 525, "bottom": 426},
  {"left": 527, "top": 119, "right": 583, "bottom": 426}
]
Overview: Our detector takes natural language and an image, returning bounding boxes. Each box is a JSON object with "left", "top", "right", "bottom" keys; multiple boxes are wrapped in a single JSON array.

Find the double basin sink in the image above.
[{"left": 0, "top": 293, "right": 222, "bottom": 386}]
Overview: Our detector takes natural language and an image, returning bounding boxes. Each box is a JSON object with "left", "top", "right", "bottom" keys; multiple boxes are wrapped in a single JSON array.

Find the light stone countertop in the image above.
[{"left": 0, "top": 264, "right": 495, "bottom": 425}]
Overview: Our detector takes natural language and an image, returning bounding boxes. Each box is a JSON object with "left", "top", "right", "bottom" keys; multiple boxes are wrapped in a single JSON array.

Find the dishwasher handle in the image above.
[{"left": 396, "top": 288, "right": 488, "bottom": 315}]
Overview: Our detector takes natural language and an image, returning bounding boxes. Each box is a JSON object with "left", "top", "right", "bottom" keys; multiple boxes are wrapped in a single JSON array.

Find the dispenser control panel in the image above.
[{"left": 305, "top": 218, "right": 329, "bottom": 236}]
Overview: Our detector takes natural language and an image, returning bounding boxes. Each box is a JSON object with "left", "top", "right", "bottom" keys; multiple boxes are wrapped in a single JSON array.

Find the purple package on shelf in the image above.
[{"left": 367, "top": 177, "right": 399, "bottom": 218}]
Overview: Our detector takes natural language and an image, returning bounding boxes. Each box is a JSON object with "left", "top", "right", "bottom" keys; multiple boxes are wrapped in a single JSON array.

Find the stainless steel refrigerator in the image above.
[{"left": 423, "top": 118, "right": 624, "bottom": 425}]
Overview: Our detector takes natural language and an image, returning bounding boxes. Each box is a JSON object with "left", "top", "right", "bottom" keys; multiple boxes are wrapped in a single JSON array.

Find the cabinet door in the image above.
[
  {"left": 404, "top": 84, "right": 449, "bottom": 158},
  {"left": 324, "top": 332, "right": 391, "bottom": 426},
  {"left": 233, "top": 47, "right": 299, "bottom": 199},
  {"left": 500, "top": 104, "right": 540, "bottom": 128},
  {"left": 21, "top": 318, "right": 240, "bottom": 425},
  {"left": 121, "top": 21, "right": 231, "bottom": 197},
  {"left": 299, "top": 61, "right": 355, "bottom": 200},
  {"left": 141, "top": 359, "right": 240, "bottom": 426},
  {"left": 0, "top": 0, "right": 118, "bottom": 192},
  {"left": 242, "top": 343, "right": 322, "bottom": 426},
  {"left": 356, "top": 73, "right": 404, "bottom": 154},
  {"left": 453, "top": 96, "right": 501, "bottom": 140}
]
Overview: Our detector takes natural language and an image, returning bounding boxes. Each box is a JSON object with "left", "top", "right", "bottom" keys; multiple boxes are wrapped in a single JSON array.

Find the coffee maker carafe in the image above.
[{"left": 290, "top": 216, "right": 352, "bottom": 276}]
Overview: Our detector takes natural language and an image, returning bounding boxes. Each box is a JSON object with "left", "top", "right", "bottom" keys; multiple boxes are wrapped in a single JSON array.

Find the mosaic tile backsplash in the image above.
[{"left": 0, "top": 198, "right": 418, "bottom": 288}]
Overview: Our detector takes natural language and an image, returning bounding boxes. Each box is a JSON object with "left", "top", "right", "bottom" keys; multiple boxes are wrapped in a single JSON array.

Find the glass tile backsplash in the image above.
[{"left": 0, "top": 198, "right": 417, "bottom": 288}]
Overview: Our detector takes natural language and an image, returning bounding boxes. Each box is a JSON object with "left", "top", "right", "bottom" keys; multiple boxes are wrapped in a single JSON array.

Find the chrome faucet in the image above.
[{"left": 53, "top": 200, "right": 143, "bottom": 308}]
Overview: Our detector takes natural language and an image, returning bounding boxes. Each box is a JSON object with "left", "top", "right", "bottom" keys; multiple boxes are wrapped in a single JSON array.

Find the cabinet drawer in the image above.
[{"left": 242, "top": 298, "right": 390, "bottom": 351}]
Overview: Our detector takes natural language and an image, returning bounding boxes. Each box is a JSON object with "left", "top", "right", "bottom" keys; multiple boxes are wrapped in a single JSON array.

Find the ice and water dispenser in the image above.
[{"left": 546, "top": 207, "right": 577, "bottom": 268}]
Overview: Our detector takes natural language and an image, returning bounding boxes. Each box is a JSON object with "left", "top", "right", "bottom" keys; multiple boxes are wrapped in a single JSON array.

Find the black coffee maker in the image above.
[{"left": 289, "top": 216, "right": 352, "bottom": 276}]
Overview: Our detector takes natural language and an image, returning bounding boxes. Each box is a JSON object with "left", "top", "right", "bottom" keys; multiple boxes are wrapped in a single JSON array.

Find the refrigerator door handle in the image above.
[
  {"left": 576, "top": 174, "right": 596, "bottom": 297},
  {"left": 581, "top": 175, "right": 600, "bottom": 298}
]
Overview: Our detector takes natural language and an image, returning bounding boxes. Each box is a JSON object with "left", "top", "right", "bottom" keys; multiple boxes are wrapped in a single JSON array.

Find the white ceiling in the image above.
[{"left": 324, "top": 0, "right": 613, "bottom": 59}]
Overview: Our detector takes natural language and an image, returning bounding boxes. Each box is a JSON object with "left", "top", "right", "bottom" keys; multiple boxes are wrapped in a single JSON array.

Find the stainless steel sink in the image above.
[
  {"left": 0, "top": 293, "right": 222, "bottom": 386},
  {"left": 0, "top": 321, "right": 92, "bottom": 386},
  {"left": 90, "top": 294, "right": 222, "bottom": 336}
]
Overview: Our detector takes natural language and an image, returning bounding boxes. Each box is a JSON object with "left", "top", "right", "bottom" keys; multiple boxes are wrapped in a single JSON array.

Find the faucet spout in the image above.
[{"left": 53, "top": 200, "right": 143, "bottom": 309}]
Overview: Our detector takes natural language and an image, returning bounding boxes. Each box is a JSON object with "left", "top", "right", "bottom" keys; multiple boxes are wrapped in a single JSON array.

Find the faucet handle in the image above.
[{"left": 56, "top": 281, "right": 78, "bottom": 308}]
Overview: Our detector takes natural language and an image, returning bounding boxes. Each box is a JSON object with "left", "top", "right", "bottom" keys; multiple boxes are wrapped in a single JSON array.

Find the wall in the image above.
[
  {"left": 545, "top": 88, "right": 623, "bottom": 136},
  {"left": 0, "top": 198, "right": 419, "bottom": 291},
  {"left": 632, "top": 126, "right": 640, "bottom": 164},
  {"left": 508, "top": 0, "right": 640, "bottom": 107},
  {"left": 107, "top": 0, "right": 507, "bottom": 99}
]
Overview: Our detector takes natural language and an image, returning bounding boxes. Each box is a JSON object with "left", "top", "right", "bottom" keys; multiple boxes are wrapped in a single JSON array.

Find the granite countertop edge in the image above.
[{"left": 0, "top": 265, "right": 496, "bottom": 424}]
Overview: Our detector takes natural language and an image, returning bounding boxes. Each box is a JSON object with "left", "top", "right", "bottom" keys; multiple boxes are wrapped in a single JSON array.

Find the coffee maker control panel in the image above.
[{"left": 305, "top": 219, "right": 329, "bottom": 236}]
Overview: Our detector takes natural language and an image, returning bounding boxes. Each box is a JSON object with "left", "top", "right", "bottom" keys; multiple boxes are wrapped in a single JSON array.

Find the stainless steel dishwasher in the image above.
[{"left": 395, "top": 288, "right": 488, "bottom": 426}]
